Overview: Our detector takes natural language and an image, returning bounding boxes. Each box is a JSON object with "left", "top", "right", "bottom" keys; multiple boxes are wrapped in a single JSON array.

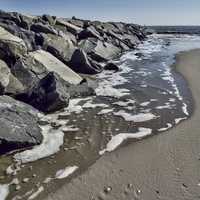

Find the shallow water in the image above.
[{"left": 1, "top": 34, "right": 200, "bottom": 200}]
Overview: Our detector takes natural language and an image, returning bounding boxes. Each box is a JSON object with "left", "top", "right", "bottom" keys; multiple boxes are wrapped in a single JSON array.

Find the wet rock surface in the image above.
[{"left": 0, "top": 95, "right": 42, "bottom": 155}]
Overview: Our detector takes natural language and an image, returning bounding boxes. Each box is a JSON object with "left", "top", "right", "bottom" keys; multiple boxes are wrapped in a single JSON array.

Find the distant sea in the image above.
[{"left": 148, "top": 26, "right": 200, "bottom": 35}]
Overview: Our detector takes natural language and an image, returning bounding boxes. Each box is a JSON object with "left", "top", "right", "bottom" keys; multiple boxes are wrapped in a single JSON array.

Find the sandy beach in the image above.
[{"left": 45, "top": 49, "right": 200, "bottom": 200}]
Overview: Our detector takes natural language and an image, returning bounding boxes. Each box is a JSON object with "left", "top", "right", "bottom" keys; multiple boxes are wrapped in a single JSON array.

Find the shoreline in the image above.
[{"left": 45, "top": 49, "right": 200, "bottom": 200}]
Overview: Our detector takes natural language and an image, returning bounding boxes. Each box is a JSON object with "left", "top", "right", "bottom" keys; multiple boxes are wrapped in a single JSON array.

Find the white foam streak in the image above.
[
  {"left": 55, "top": 166, "right": 78, "bottom": 179},
  {"left": 114, "top": 110, "right": 157, "bottom": 122},
  {"left": 0, "top": 184, "right": 9, "bottom": 200},
  {"left": 28, "top": 186, "right": 44, "bottom": 200},
  {"left": 99, "top": 128, "right": 152, "bottom": 155},
  {"left": 14, "top": 126, "right": 64, "bottom": 163}
]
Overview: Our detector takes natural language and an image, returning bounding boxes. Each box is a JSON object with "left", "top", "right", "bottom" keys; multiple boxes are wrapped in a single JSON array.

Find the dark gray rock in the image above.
[
  {"left": 0, "top": 23, "right": 38, "bottom": 51},
  {"left": 0, "top": 26, "right": 27, "bottom": 65},
  {"left": 78, "top": 26, "right": 102, "bottom": 40},
  {"left": 0, "top": 59, "right": 10, "bottom": 94},
  {"left": 56, "top": 19, "right": 83, "bottom": 35},
  {"left": 0, "top": 10, "right": 21, "bottom": 27},
  {"left": 21, "top": 72, "right": 70, "bottom": 113},
  {"left": 31, "top": 23, "right": 58, "bottom": 35},
  {"left": 104, "top": 62, "right": 119, "bottom": 72},
  {"left": 0, "top": 59, "right": 24, "bottom": 95},
  {"left": 69, "top": 49, "right": 102, "bottom": 74},
  {"left": 42, "top": 14, "right": 56, "bottom": 26},
  {"left": 0, "top": 95, "right": 42, "bottom": 154},
  {"left": 12, "top": 50, "right": 83, "bottom": 95},
  {"left": 79, "top": 37, "right": 121, "bottom": 62},
  {"left": 42, "top": 33, "right": 76, "bottom": 63}
]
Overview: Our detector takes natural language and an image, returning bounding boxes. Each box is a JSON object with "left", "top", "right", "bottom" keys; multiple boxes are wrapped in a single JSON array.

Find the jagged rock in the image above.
[
  {"left": 80, "top": 38, "right": 121, "bottom": 62},
  {"left": 23, "top": 72, "right": 70, "bottom": 113},
  {"left": 42, "top": 14, "right": 56, "bottom": 26},
  {"left": 0, "top": 59, "right": 24, "bottom": 95},
  {"left": 12, "top": 50, "right": 83, "bottom": 93},
  {"left": 69, "top": 49, "right": 102, "bottom": 74},
  {"left": 68, "top": 18, "right": 84, "bottom": 28},
  {"left": 0, "top": 26, "right": 27, "bottom": 65},
  {"left": 56, "top": 19, "right": 83, "bottom": 35},
  {"left": 78, "top": 26, "right": 102, "bottom": 40},
  {"left": 17, "top": 71, "right": 95, "bottom": 112},
  {"left": 104, "top": 62, "right": 119, "bottom": 72},
  {"left": 31, "top": 22, "right": 58, "bottom": 35},
  {"left": 0, "top": 10, "right": 21, "bottom": 26},
  {"left": 0, "top": 23, "right": 38, "bottom": 51},
  {"left": 0, "top": 95, "right": 42, "bottom": 154},
  {"left": 42, "top": 33, "right": 76, "bottom": 63},
  {"left": 68, "top": 79, "right": 96, "bottom": 98}
]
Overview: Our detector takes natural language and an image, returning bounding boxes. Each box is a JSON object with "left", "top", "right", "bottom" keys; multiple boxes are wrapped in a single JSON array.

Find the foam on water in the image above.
[
  {"left": 97, "top": 109, "right": 114, "bottom": 115},
  {"left": 99, "top": 128, "right": 152, "bottom": 155},
  {"left": 0, "top": 184, "right": 9, "bottom": 200},
  {"left": 114, "top": 110, "right": 157, "bottom": 122},
  {"left": 55, "top": 166, "right": 78, "bottom": 179},
  {"left": 27, "top": 186, "right": 44, "bottom": 200},
  {"left": 14, "top": 126, "right": 64, "bottom": 163}
]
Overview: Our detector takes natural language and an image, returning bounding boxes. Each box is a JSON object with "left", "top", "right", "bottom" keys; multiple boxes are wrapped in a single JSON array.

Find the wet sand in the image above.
[{"left": 46, "top": 49, "right": 200, "bottom": 200}]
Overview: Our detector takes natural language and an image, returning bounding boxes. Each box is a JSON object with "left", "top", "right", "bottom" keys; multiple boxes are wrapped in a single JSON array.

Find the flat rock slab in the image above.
[{"left": 29, "top": 50, "right": 83, "bottom": 85}]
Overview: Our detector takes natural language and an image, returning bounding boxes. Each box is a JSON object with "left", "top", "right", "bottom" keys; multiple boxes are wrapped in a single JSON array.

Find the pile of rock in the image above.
[{"left": 0, "top": 10, "right": 147, "bottom": 153}]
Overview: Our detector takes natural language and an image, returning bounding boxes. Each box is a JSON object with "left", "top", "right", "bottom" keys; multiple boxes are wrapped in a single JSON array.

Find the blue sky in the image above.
[{"left": 1, "top": 0, "right": 200, "bottom": 25}]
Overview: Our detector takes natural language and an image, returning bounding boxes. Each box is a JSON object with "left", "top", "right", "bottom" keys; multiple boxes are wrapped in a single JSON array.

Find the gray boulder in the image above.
[
  {"left": 0, "top": 59, "right": 10, "bottom": 94},
  {"left": 12, "top": 50, "right": 83, "bottom": 93},
  {"left": 69, "top": 49, "right": 102, "bottom": 74},
  {"left": 22, "top": 72, "right": 70, "bottom": 113},
  {"left": 42, "top": 14, "right": 56, "bottom": 26},
  {"left": 19, "top": 71, "right": 96, "bottom": 113},
  {"left": 42, "top": 33, "right": 76, "bottom": 63},
  {"left": 56, "top": 19, "right": 83, "bottom": 35},
  {"left": 0, "top": 26, "right": 27, "bottom": 64},
  {"left": 0, "top": 59, "right": 24, "bottom": 95},
  {"left": 78, "top": 26, "right": 102, "bottom": 40},
  {"left": 0, "top": 95, "right": 42, "bottom": 154},
  {"left": 79, "top": 38, "right": 121, "bottom": 62},
  {"left": 31, "top": 22, "right": 58, "bottom": 35},
  {"left": 104, "top": 62, "right": 119, "bottom": 72},
  {"left": 0, "top": 23, "right": 38, "bottom": 51}
]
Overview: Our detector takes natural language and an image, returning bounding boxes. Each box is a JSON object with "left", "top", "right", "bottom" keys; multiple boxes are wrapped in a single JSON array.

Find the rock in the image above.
[
  {"left": 0, "top": 10, "right": 21, "bottom": 26},
  {"left": 0, "top": 95, "right": 42, "bottom": 154},
  {"left": 5, "top": 73, "right": 25, "bottom": 96},
  {"left": 30, "top": 23, "right": 58, "bottom": 35},
  {"left": 56, "top": 19, "right": 83, "bottom": 35},
  {"left": 0, "top": 26, "right": 27, "bottom": 65},
  {"left": 78, "top": 26, "right": 102, "bottom": 40},
  {"left": 68, "top": 79, "right": 96, "bottom": 98},
  {"left": 0, "top": 60, "right": 10, "bottom": 94},
  {"left": 79, "top": 38, "right": 121, "bottom": 62},
  {"left": 42, "top": 33, "right": 76, "bottom": 63},
  {"left": 68, "top": 18, "right": 84, "bottom": 28},
  {"left": 42, "top": 14, "right": 56, "bottom": 26},
  {"left": 12, "top": 50, "right": 83, "bottom": 93},
  {"left": 23, "top": 72, "right": 70, "bottom": 113},
  {"left": 91, "top": 40, "right": 121, "bottom": 62},
  {"left": 104, "top": 62, "right": 119, "bottom": 72},
  {"left": 69, "top": 49, "right": 102, "bottom": 74},
  {"left": 0, "top": 59, "right": 24, "bottom": 95},
  {"left": 0, "top": 23, "right": 38, "bottom": 51},
  {"left": 29, "top": 50, "right": 83, "bottom": 84}
]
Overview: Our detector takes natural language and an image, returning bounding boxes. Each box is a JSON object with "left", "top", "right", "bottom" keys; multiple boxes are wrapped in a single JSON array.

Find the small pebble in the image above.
[
  {"left": 15, "top": 185, "right": 21, "bottom": 191},
  {"left": 22, "top": 178, "right": 29, "bottom": 183},
  {"left": 104, "top": 186, "right": 112, "bottom": 193}
]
